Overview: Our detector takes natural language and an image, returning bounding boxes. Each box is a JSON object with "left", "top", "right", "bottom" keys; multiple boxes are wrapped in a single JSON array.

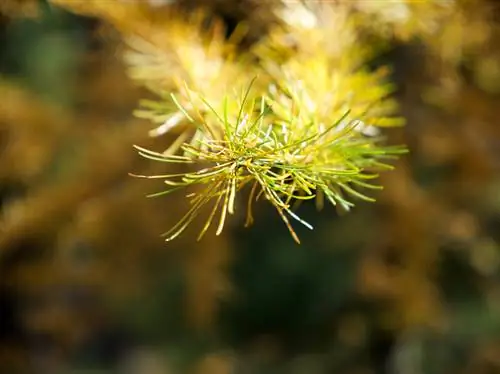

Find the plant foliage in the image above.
[{"left": 126, "top": 2, "right": 408, "bottom": 243}]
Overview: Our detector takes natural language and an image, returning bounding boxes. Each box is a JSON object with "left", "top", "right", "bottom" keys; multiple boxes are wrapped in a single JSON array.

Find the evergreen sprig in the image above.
[
  {"left": 126, "top": 2, "right": 408, "bottom": 243},
  {"left": 132, "top": 79, "right": 406, "bottom": 243}
]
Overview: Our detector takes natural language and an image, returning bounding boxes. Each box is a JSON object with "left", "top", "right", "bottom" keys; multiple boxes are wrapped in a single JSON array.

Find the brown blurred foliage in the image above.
[
  {"left": 0, "top": 3, "right": 233, "bottom": 372},
  {"left": 1, "top": 0, "right": 500, "bottom": 373}
]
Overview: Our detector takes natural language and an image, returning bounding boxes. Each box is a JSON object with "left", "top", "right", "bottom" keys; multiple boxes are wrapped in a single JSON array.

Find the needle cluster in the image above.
[{"left": 128, "top": 2, "right": 408, "bottom": 243}]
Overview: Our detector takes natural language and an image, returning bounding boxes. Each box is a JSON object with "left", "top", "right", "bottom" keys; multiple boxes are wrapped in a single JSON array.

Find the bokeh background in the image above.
[{"left": 1, "top": 0, "right": 500, "bottom": 373}]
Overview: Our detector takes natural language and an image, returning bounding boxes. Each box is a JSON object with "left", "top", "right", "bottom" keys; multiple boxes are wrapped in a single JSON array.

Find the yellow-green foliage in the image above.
[
  {"left": 125, "top": 2, "right": 408, "bottom": 243},
  {"left": 41, "top": 0, "right": 434, "bottom": 243}
]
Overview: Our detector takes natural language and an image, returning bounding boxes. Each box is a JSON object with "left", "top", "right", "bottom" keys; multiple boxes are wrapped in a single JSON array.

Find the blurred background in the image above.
[{"left": 1, "top": 0, "right": 500, "bottom": 373}]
